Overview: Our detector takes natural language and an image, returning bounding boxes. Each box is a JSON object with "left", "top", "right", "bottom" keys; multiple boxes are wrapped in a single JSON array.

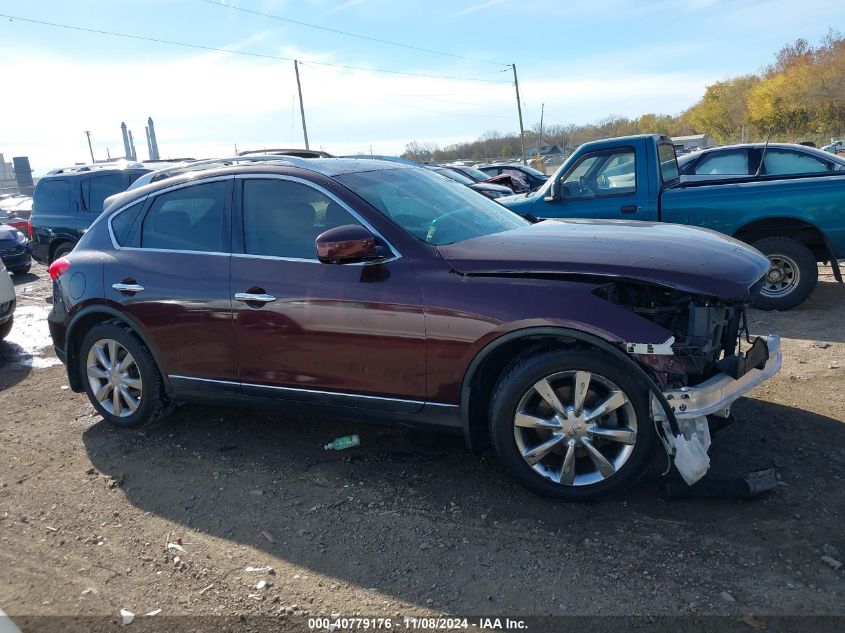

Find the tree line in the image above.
[{"left": 403, "top": 31, "right": 844, "bottom": 163}]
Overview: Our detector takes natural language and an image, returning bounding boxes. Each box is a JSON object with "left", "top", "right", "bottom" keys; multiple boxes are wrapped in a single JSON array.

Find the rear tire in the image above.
[
  {"left": 11, "top": 265, "right": 31, "bottom": 275},
  {"left": 0, "top": 317, "right": 12, "bottom": 341},
  {"left": 78, "top": 322, "right": 173, "bottom": 429},
  {"left": 751, "top": 237, "right": 817, "bottom": 311},
  {"left": 489, "top": 348, "right": 655, "bottom": 501},
  {"left": 51, "top": 242, "right": 74, "bottom": 263}
]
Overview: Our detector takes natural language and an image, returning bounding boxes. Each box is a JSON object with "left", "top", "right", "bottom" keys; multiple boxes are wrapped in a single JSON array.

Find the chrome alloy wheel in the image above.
[
  {"left": 513, "top": 370, "right": 638, "bottom": 486},
  {"left": 761, "top": 254, "right": 800, "bottom": 298},
  {"left": 86, "top": 338, "right": 143, "bottom": 417}
]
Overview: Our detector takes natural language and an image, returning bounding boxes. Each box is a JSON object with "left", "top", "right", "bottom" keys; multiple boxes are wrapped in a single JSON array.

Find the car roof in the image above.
[
  {"left": 105, "top": 158, "right": 412, "bottom": 210},
  {"left": 678, "top": 143, "right": 845, "bottom": 165}
]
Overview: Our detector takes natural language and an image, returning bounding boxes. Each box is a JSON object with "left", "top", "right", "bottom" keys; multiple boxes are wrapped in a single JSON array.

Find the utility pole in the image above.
[
  {"left": 84, "top": 131, "right": 95, "bottom": 164},
  {"left": 536, "top": 102, "right": 545, "bottom": 167},
  {"left": 512, "top": 64, "right": 526, "bottom": 165},
  {"left": 294, "top": 60, "right": 310, "bottom": 150}
]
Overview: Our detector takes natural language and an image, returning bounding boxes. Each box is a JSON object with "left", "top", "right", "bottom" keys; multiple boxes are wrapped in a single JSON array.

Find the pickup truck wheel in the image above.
[
  {"left": 489, "top": 349, "right": 655, "bottom": 501},
  {"left": 751, "top": 237, "right": 818, "bottom": 311},
  {"left": 78, "top": 323, "right": 173, "bottom": 429}
]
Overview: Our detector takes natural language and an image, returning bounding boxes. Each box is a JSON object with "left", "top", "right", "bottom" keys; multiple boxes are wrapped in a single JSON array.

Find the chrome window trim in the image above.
[
  {"left": 236, "top": 173, "right": 402, "bottom": 263},
  {"left": 168, "top": 374, "right": 457, "bottom": 408},
  {"left": 107, "top": 175, "right": 234, "bottom": 252}
]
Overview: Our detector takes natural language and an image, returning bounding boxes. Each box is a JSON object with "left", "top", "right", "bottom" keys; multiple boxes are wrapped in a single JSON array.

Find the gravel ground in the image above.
[{"left": 0, "top": 263, "right": 843, "bottom": 630}]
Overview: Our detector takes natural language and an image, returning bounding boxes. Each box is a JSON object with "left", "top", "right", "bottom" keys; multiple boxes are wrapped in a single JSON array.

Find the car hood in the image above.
[{"left": 437, "top": 219, "right": 769, "bottom": 298}]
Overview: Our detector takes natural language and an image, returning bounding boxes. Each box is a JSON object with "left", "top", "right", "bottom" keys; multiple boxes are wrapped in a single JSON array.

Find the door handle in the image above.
[
  {"left": 235, "top": 292, "right": 277, "bottom": 304},
  {"left": 112, "top": 283, "right": 145, "bottom": 293},
  {"left": 620, "top": 205, "right": 638, "bottom": 214}
]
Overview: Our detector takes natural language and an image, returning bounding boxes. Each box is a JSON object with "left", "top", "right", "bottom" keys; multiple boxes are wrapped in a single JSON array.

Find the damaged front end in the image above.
[{"left": 594, "top": 280, "right": 782, "bottom": 486}]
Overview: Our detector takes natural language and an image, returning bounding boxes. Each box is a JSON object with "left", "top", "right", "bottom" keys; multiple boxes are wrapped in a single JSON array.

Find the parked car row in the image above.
[{"left": 45, "top": 150, "right": 782, "bottom": 501}]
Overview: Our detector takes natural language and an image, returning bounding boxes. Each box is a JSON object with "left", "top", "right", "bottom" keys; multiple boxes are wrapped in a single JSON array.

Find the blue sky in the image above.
[{"left": 1, "top": 0, "right": 843, "bottom": 169}]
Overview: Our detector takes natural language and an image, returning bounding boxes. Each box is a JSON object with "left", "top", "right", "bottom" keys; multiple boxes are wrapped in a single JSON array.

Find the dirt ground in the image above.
[{"left": 0, "top": 263, "right": 843, "bottom": 629}]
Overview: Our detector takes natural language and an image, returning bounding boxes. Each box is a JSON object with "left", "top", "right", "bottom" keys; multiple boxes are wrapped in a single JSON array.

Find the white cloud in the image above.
[
  {"left": 1, "top": 41, "right": 715, "bottom": 170},
  {"left": 444, "top": 0, "right": 508, "bottom": 20}
]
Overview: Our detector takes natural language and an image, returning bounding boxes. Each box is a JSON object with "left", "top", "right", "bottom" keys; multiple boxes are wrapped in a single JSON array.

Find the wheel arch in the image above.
[
  {"left": 459, "top": 326, "right": 663, "bottom": 453},
  {"left": 733, "top": 216, "right": 833, "bottom": 263},
  {"left": 65, "top": 305, "right": 170, "bottom": 394},
  {"left": 49, "top": 238, "right": 76, "bottom": 264}
]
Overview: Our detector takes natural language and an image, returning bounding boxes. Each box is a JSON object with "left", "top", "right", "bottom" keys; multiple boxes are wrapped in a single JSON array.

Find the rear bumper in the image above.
[
  {"left": 663, "top": 334, "right": 782, "bottom": 419},
  {"left": 0, "top": 250, "right": 31, "bottom": 271}
]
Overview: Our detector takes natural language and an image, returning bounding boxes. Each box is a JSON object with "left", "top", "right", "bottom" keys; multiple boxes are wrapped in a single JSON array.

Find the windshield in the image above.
[
  {"left": 520, "top": 165, "right": 548, "bottom": 178},
  {"left": 459, "top": 166, "right": 494, "bottom": 181},
  {"left": 430, "top": 167, "right": 474, "bottom": 186},
  {"left": 336, "top": 167, "right": 529, "bottom": 246}
]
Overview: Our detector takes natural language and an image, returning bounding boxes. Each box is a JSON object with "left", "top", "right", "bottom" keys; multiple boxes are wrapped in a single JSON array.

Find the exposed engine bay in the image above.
[{"left": 593, "top": 280, "right": 762, "bottom": 389}]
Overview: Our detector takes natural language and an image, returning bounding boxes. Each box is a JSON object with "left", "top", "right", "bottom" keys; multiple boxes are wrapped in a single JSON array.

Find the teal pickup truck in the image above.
[{"left": 501, "top": 134, "right": 845, "bottom": 310}]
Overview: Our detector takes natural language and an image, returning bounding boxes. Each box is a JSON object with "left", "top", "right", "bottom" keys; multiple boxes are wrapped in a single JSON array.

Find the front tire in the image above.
[
  {"left": 751, "top": 237, "right": 818, "bottom": 311},
  {"left": 490, "top": 348, "right": 655, "bottom": 501},
  {"left": 11, "top": 265, "right": 31, "bottom": 275},
  {"left": 78, "top": 322, "right": 172, "bottom": 429},
  {"left": 0, "top": 317, "right": 12, "bottom": 341}
]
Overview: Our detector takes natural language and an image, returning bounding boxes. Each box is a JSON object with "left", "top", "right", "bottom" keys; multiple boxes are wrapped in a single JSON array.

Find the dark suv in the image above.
[
  {"left": 48, "top": 158, "right": 781, "bottom": 500},
  {"left": 30, "top": 166, "right": 150, "bottom": 264}
]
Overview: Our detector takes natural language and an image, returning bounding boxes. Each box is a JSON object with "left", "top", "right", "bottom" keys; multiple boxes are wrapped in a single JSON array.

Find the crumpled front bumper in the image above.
[{"left": 663, "top": 334, "right": 782, "bottom": 419}]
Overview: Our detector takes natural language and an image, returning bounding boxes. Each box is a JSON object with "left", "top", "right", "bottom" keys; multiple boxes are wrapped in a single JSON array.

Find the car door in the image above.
[
  {"left": 230, "top": 175, "right": 427, "bottom": 412},
  {"left": 104, "top": 177, "right": 238, "bottom": 388},
  {"left": 536, "top": 147, "right": 653, "bottom": 221}
]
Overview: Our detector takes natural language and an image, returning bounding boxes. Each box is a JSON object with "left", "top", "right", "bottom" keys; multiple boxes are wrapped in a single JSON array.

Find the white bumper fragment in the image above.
[{"left": 663, "top": 334, "right": 782, "bottom": 420}]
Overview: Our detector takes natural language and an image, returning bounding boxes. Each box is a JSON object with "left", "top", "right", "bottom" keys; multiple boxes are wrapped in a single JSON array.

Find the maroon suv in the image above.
[{"left": 48, "top": 158, "right": 781, "bottom": 500}]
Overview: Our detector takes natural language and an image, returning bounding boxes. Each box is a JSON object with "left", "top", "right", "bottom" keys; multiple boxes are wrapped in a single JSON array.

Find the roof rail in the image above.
[
  {"left": 126, "top": 154, "right": 314, "bottom": 191},
  {"left": 45, "top": 160, "right": 147, "bottom": 175}
]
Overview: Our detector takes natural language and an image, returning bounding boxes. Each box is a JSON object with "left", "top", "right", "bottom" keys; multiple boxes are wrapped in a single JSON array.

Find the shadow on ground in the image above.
[{"left": 81, "top": 396, "right": 845, "bottom": 613}]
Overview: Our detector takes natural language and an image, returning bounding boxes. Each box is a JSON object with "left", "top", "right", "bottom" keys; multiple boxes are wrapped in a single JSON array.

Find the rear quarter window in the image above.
[
  {"left": 110, "top": 201, "right": 145, "bottom": 247},
  {"left": 34, "top": 179, "right": 71, "bottom": 214}
]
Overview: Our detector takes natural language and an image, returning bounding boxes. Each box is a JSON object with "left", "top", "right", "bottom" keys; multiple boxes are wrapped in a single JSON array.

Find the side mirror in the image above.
[
  {"left": 544, "top": 179, "right": 560, "bottom": 202},
  {"left": 316, "top": 224, "right": 377, "bottom": 264}
]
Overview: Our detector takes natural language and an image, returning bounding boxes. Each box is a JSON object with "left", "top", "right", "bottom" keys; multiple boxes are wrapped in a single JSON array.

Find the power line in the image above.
[
  {"left": 0, "top": 13, "right": 512, "bottom": 83},
  {"left": 199, "top": 0, "right": 509, "bottom": 67}
]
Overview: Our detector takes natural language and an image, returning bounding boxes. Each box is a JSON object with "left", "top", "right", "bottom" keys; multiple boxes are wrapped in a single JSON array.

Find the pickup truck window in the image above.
[
  {"left": 763, "top": 150, "right": 832, "bottom": 175},
  {"left": 658, "top": 143, "right": 680, "bottom": 182},
  {"left": 693, "top": 150, "right": 749, "bottom": 175},
  {"left": 560, "top": 149, "right": 636, "bottom": 198}
]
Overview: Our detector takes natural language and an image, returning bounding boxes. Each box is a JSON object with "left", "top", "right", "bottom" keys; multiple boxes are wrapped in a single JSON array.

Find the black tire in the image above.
[
  {"left": 51, "top": 242, "right": 74, "bottom": 263},
  {"left": 78, "top": 322, "right": 173, "bottom": 429},
  {"left": 0, "top": 317, "right": 12, "bottom": 341},
  {"left": 489, "top": 348, "right": 656, "bottom": 501},
  {"left": 11, "top": 265, "right": 31, "bottom": 275},
  {"left": 751, "top": 237, "right": 818, "bottom": 311}
]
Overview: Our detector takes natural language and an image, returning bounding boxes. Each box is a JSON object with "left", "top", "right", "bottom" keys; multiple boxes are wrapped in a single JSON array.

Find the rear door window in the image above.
[
  {"left": 693, "top": 150, "right": 749, "bottom": 175},
  {"left": 83, "top": 174, "right": 125, "bottom": 214},
  {"left": 140, "top": 181, "right": 228, "bottom": 252},
  {"left": 34, "top": 179, "right": 70, "bottom": 214},
  {"left": 763, "top": 150, "right": 832, "bottom": 175}
]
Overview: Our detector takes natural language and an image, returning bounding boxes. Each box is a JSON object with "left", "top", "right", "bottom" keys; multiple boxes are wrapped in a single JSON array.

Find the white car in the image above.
[{"left": 0, "top": 259, "right": 15, "bottom": 340}]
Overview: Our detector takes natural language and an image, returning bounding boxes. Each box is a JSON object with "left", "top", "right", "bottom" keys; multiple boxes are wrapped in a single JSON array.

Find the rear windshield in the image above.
[
  {"left": 336, "top": 167, "right": 528, "bottom": 246},
  {"left": 34, "top": 179, "right": 70, "bottom": 214}
]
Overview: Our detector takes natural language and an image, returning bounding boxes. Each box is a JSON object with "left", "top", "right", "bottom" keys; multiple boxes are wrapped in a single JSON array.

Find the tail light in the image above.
[
  {"left": 27, "top": 220, "right": 32, "bottom": 237},
  {"left": 48, "top": 257, "right": 70, "bottom": 281}
]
